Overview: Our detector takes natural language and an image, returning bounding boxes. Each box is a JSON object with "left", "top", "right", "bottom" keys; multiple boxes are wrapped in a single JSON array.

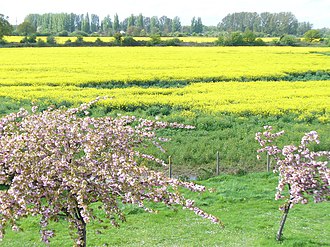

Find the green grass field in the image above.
[{"left": 1, "top": 173, "right": 329, "bottom": 246}]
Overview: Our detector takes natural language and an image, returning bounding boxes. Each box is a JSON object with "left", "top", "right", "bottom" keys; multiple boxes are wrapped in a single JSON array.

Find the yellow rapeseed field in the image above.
[
  {"left": 0, "top": 81, "right": 329, "bottom": 120},
  {"left": 0, "top": 46, "right": 329, "bottom": 119},
  {"left": 1, "top": 46, "right": 330, "bottom": 86}
]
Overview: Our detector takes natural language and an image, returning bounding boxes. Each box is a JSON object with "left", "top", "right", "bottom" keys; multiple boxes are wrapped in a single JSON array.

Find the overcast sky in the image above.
[{"left": 2, "top": 0, "right": 329, "bottom": 28}]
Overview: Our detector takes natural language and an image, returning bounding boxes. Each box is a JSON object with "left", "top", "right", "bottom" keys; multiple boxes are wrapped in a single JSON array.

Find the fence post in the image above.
[
  {"left": 267, "top": 153, "right": 270, "bottom": 172},
  {"left": 216, "top": 151, "right": 220, "bottom": 176},
  {"left": 168, "top": 155, "right": 172, "bottom": 178}
]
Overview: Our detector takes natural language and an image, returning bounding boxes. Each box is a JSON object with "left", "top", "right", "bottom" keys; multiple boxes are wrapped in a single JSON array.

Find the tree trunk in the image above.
[
  {"left": 276, "top": 201, "right": 291, "bottom": 241},
  {"left": 75, "top": 207, "right": 87, "bottom": 247}
]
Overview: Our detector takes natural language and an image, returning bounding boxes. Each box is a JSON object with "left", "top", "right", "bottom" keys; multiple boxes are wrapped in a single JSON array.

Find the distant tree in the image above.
[
  {"left": 304, "top": 29, "right": 321, "bottom": 42},
  {"left": 113, "top": 13, "right": 120, "bottom": 32},
  {"left": 218, "top": 12, "right": 259, "bottom": 32},
  {"left": 191, "top": 17, "right": 197, "bottom": 34},
  {"left": 259, "top": 12, "right": 273, "bottom": 34},
  {"left": 120, "top": 18, "right": 128, "bottom": 32},
  {"left": 218, "top": 12, "right": 300, "bottom": 36},
  {"left": 191, "top": 17, "right": 201, "bottom": 34},
  {"left": 101, "top": 15, "right": 112, "bottom": 35},
  {"left": 297, "top": 22, "right": 313, "bottom": 36},
  {"left": 150, "top": 16, "right": 160, "bottom": 34},
  {"left": 90, "top": 14, "right": 100, "bottom": 33},
  {"left": 136, "top": 13, "right": 144, "bottom": 30},
  {"left": 75, "top": 14, "right": 83, "bottom": 31},
  {"left": 319, "top": 27, "right": 330, "bottom": 37},
  {"left": 276, "top": 12, "right": 298, "bottom": 35},
  {"left": 82, "top": 13, "right": 90, "bottom": 33},
  {"left": 172, "top": 16, "right": 181, "bottom": 33},
  {"left": 126, "top": 26, "right": 142, "bottom": 37},
  {"left": 0, "top": 14, "right": 12, "bottom": 40},
  {"left": 127, "top": 14, "right": 135, "bottom": 29},
  {"left": 17, "top": 21, "right": 36, "bottom": 36},
  {"left": 25, "top": 13, "right": 76, "bottom": 34},
  {"left": 24, "top": 14, "right": 39, "bottom": 31},
  {"left": 181, "top": 25, "right": 191, "bottom": 34},
  {"left": 68, "top": 13, "right": 77, "bottom": 32},
  {"left": 144, "top": 17, "right": 151, "bottom": 33},
  {"left": 195, "top": 17, "right": 203, "bottom": 34},
  {"left": 159, "top": 16, "right": 172, "bottom": 35}
]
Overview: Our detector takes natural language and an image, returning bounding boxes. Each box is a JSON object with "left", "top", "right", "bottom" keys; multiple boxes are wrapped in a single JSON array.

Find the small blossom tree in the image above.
[
  {"left": 0, "top": 99, "right": 221, "bottom": 246},
  {"left": 255, "top": 126, "right": 330, "bottom": 241}
]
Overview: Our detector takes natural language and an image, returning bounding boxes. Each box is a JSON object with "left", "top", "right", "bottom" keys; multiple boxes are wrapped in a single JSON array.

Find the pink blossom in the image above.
[
  {"left": 0, "top": 99, "right": 221, "bottom": 245},
  {"left": 256, "top": 126, "right": 330, "bottom": 209}
]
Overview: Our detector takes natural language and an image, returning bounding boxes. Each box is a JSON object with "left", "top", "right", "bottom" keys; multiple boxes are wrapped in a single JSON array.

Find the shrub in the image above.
[
  {"left": 215, "top": 32, "right": 244, "bottom": 46},
  {"left": 20, "top": 35, "right": 37, "bottom": 44},
  {"left": 113, "top": 32, "right": 123, "bottom": 45},
  {"left": 94, "top": 37, "right": 104, "bottom": 46},
  {"left": 148, "top": 34, "right": 162, "bottom": 45},
  {"left": 280, "top": 35, "right": 299, "bottom": 46},
  {"left": 304, "top": 29, "right": 321, "bottom": 42},
  {"left": 57, "top": 30, "right": 69, "bottom": 37},
  {"left": 70, "top": 31, "right": 89, "bottom": 37},
  {"left": 122, "top": 36, "right": 139, "bottom": 46},
  {"left": 254, "top": 38, "right": 266, "bottom": 46},
  {"left": 36, "top": 38, "right": 47, "bottom": 47},
  {"left": 164, "top": 38, "right": 182, "bottom": 46},
  {"left": 46, "top": 35, "right": 56, "bottom": 45},
  {"left": 64, "top": 39, "right": 72, "bottom": 45},
  {"left": 75, "top": 36, "right": 84, "bottom": 45},
  {"left": 0, "top": 38, "right": 7, "bottom": 45}
]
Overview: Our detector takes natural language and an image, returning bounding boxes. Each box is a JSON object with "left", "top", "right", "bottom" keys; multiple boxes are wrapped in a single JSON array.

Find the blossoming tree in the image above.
[
  {"left": 255, "top": 126, "right": 330, "bottom": 241},
  {"left": 0, "top": 99, "right": 221, "bottom": 246}
]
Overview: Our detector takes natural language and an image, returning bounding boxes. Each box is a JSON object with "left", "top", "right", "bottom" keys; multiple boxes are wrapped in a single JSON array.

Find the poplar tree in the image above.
[
  {"left": 113, "top": 13, "right": 120, "bottom": 32},
  {"left": 82, "top": 13, "right": 91, "bottom": 33}
]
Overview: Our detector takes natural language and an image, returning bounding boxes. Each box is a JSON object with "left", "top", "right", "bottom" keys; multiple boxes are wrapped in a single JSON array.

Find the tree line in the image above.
[
  {"left": 12, "top": 11, "right": 324, "bottom": 37},
  {"left": 217, "top": 12, "right": 313, "bottom": 36},
  {"left": 23, "top": 13, "right": 188, "bottom": 36},
  {"left": 2, "top": 11, "right": 330, "bottom": 45}
]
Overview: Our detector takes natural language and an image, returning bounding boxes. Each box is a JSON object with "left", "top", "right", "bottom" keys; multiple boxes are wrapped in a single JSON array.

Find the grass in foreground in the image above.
[{"left": 1, "top": 172, "right": 329, "bottom": 246}]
